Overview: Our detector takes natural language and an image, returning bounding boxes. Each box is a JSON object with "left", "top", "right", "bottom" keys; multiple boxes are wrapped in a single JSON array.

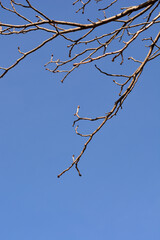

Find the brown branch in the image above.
[
  {"left": 57, "top": 31, "right": 160, "bottom": 177},
  {"left": 0, "top": 0, "right": 159, "bottom": 177},
  {"left": 0, "top": 33, "right": 59, "bottom": 78}
]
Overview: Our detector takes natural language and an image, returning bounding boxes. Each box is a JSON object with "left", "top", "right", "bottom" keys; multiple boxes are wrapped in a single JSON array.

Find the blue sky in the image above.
[{"left": 0, "top": 1, "right": 160, "bottom": 239}]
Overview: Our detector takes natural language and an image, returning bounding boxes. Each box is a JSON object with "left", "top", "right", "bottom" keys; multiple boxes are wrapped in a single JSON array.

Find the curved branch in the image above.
[
  {"left": 0, "top": 0, "right": 159, "bottom": 177},
  {"left": 57, "top": 31, "right": 160, "bottom": 177}
]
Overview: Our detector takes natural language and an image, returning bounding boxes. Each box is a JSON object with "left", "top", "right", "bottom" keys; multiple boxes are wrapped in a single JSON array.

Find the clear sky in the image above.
[{"left": 0, "top": 1, "right": 160, "bottom": 240}]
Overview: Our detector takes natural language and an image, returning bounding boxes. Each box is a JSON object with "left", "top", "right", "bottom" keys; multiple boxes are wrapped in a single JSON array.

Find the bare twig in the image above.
[{"left": 0, "top": 0, "right": 159, "bottom": 177}]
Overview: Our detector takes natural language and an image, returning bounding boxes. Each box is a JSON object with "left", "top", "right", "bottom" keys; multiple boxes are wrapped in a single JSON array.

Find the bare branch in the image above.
[{"left": 0, "top": 0, "right": 159, "bottom": 177}]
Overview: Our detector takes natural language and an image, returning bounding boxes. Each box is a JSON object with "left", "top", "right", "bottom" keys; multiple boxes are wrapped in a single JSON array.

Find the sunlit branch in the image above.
[{"left": 0, "top": 0, "right": 159, "bottom": 177}]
